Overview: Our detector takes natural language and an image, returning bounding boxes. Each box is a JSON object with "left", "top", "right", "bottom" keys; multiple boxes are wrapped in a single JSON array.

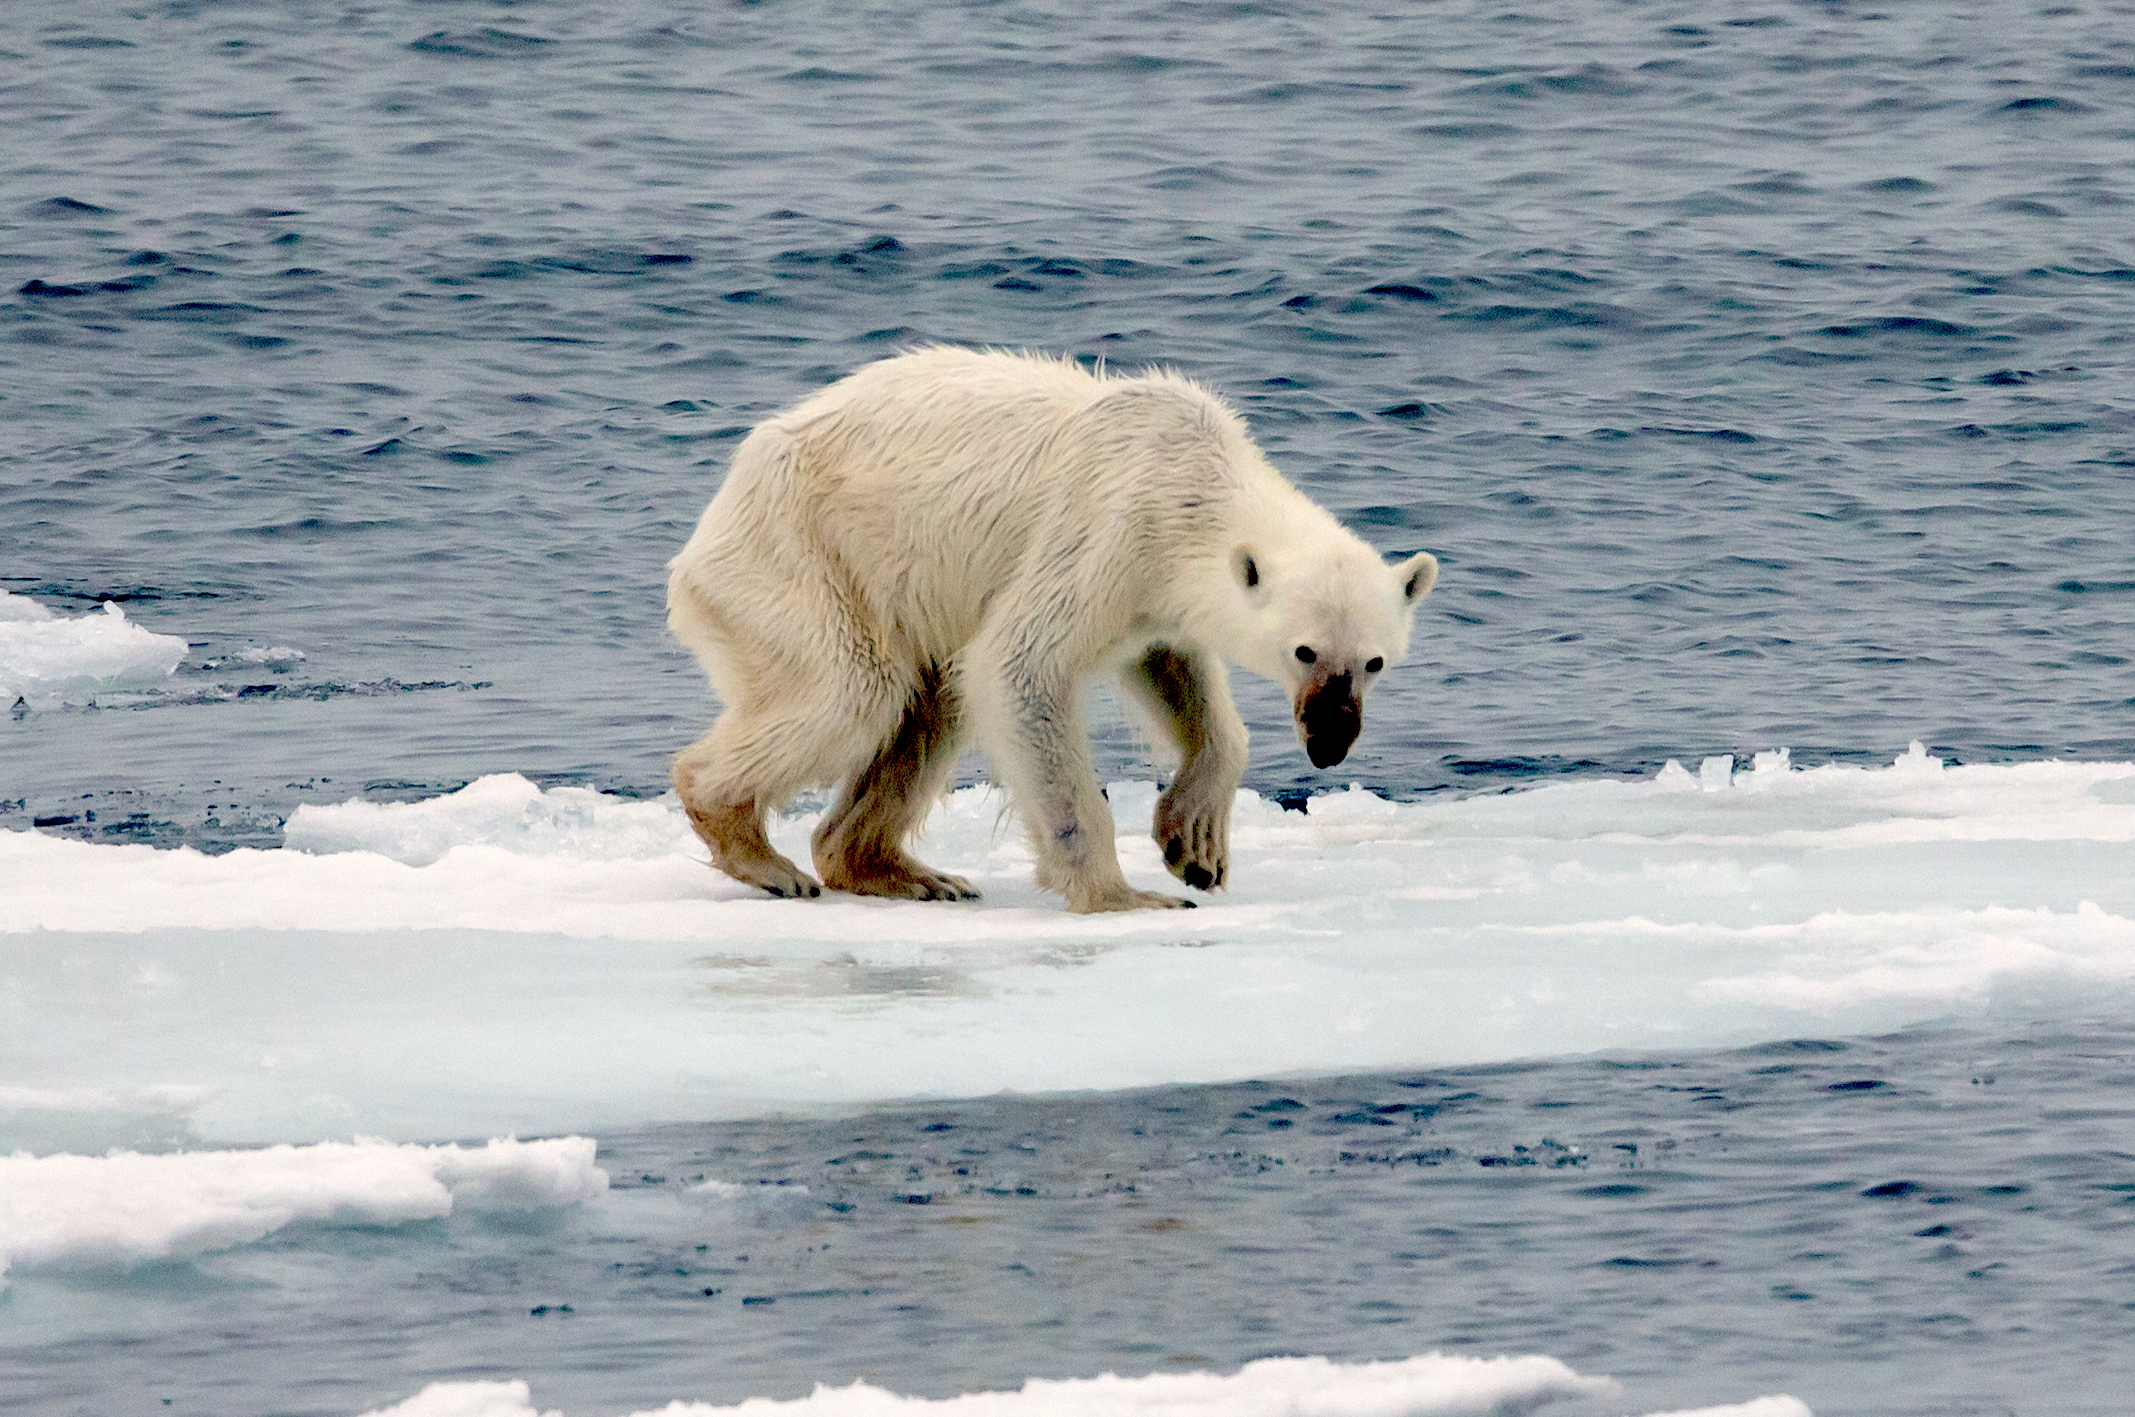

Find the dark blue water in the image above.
[
  {"left": 5, "top": 1020, "right": 2132, "bottom": 1417},
  {"left": 6, "top": 0, "right": 2134, "bottom": 848},
  {"left": 5, "top": 4, "right": 2135, "bottom": 1413}
]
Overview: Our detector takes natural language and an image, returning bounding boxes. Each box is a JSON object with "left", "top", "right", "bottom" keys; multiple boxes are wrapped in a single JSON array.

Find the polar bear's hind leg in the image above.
[
  {"left": 812, "top": 666, "right": 981, "bottom": 902},
  {"left": 671, "top": 636, "right": 913, "bottom": 899},
  {"left": 672, "top": 708, "right": 830, "bottom": 899}
]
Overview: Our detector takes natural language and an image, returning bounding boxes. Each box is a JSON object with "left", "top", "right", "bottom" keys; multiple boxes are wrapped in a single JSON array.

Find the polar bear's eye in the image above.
[
  {"left": 1365, "top": 657, "right": 1384, "bottom": 674},
  {"left": 1294, "top": 645, "right": 1316, "bottom": 665}
]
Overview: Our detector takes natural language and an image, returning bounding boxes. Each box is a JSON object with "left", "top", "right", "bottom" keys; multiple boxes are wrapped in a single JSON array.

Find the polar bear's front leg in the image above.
[
  {"left": 1125, "top": 644, "right": 1246, "bottom": 892},
  {"left": 975, "top": 658, "right": 1190, "bottom": 913}
]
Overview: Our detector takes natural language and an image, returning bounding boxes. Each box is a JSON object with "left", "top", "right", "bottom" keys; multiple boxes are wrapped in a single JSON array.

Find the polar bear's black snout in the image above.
[{"left": 1297, "top": 671, "right": 1361, "bottom": 769}]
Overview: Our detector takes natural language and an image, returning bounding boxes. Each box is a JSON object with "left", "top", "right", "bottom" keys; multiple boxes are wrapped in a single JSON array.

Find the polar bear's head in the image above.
[{"left": 1230, "top": 538, "right": 1438, "bottom": 768}]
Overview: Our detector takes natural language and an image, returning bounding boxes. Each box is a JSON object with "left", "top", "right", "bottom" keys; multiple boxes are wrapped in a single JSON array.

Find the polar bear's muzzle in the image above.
[{"left": 1295, "top": 668, "right": 1362, "bottom": 769}]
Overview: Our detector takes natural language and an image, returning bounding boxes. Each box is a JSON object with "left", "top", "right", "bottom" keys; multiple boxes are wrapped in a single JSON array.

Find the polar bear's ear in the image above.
[
  {"left": 1397, "top": 551, "right": 1438, "bottom": 604},
  {"left": 1234, "top": 546, "right": 1262, "bottom": 591}
]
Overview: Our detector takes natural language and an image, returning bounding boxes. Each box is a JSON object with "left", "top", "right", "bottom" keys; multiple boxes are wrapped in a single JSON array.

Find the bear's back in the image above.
[
  {"left": 752, "top": 346, "right": 1248, "bottom": 529},
  {"left": 773, "top": 347, "right": 1117, "bottom": 454},
  {"left": 681, "top": 347, "right": 1321, "bottom": 660}
]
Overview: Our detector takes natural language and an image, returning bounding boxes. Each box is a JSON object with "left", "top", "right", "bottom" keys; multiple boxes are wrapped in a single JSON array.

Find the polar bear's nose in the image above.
[{"left": 1296, "top": 670, "right": 1361, "bottom": 768}]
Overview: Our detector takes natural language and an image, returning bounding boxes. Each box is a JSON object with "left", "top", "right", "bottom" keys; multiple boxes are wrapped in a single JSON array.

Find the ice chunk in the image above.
[
  {"left": 1740, "top": 748, "right": 1792, "bottom": 790},
  {"left": 200, "top": 644, "right": 305, "bottom": 671},
  {"left": 0, "top": 591, "right": 54, "bottom": 623},
  {"left": 1653, "top": 759, "right": 1699, "bottom": 792},
  {"left": 213, "top": 644, "right": 305, "bottom": 667},
  {"left": 0, "top": 1136, "right": 606, "bottom": 1283},
  {"left": 366, "top": 1382, "right": 558, "bottom": 1417},
  {"left": 286, "top": 773, "right": 697, "bottom": 865},
  {"left": 0, "top": 597, "right": 187, "bottom": 705},
  {"left": 6, "top": 754, "right": 2134, "bottom": 1144},
  {"left": 1891, "top": 740, "right": 1942, "bottom": 774},
  {"left": 361, "top": 1354, "right": 1627, "bottom": 1417}
]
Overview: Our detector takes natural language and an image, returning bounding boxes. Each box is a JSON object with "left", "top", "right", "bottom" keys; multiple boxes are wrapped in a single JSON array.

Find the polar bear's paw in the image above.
[
  {"left": 1064, "top": 880, "right": 1197, "bottom": 914},
  {"left": 687, "top": 801, "right": 823, "bottom": 899},
  {"left": 824, "top": 855, "right": 982, "bottom": 903},
  {"left": 743, "top": 855, "right": 824, "bottom": 899},
  {"left": 1153, "top": 790, "right": 1230, "bottom": 893}
]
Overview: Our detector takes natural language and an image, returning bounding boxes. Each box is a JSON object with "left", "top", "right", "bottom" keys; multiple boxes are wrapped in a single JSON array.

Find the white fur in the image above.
[{"left": 667, "top": 347, "right": 1436, "bottom": 912}]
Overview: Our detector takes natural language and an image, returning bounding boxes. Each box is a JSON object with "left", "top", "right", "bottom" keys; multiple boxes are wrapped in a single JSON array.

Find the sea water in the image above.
[{"left": 3, "top": 1, "right": 2133, "bottom": 1414}]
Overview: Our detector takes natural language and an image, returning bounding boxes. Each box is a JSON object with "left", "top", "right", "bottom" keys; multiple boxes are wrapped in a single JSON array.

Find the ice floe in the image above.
[
  {"left": 0, "top": 1136, "right": 606, "bottom": 1284},
  {"left": 0, "top": 592, "right": 188, "bottom": 705},
  {"left": 3, "top": 747, "right": 2132, "bottom": 1145},
  {"left": 354, "top": 1360, "right": 1809, "bottom": 1417}
]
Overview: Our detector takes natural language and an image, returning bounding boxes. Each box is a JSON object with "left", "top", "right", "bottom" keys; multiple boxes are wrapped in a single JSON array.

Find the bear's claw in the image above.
[
  {"left": 1154, "top": 807, "right": 1228, "bottom": 894},
  {"left": 1064, "top": 883, "right": 1194, "bottom": 913}
]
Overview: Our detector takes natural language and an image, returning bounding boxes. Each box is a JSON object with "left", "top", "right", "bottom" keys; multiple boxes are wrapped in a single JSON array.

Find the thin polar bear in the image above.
[{"left": 667, "top": 347, "right": 1438, "bottom": 913}]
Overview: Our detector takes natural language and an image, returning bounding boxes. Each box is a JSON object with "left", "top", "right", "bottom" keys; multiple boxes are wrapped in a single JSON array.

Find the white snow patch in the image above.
[
  {"left": 0, "top": 596, "right": 188, "bottom": 705},
  {"left": 285, "top": 772, "right": 696, "bottom": 865},
  {"left": 359, "top": 1354, "right": 1633, "bottom": 1417},
  {"left": 0, "top": 591, "right": 54, "bottom": 623},
  {"left": 203, "top": 644, "right": 305, "bottom": 670},
  {"left": 5, "top": 747, "right": 2134, "bottom": 1144},
  {"left": 0, "top": 1136, "right": 606, "bottom": 1283},
  {"left": 1644, "top": 1402, "right": 1813, "bottom": 1417}
]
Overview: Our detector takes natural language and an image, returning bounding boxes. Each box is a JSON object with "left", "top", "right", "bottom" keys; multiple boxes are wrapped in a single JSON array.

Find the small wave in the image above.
[
  {"left": 18, "top": 275, "right": 156, "bottom": 296},
  {"left": 1410, "top": 121, "right": 1522, "bottom": 139},
  {"left": 32, "top": 196, "right": 108, "bottom": 214},
  {"left": 1141, "top": 164, "right": 1244, "bottom": 191},
  {"left": 779, "top": 66, "right": 880, "bottom": 84},
  {"left": 1814, "top": 316, "right": 1975, "bottom": 338},
  {"left": 1997, "top": 95, "right": 2093, "bottom": 113},
  {"left": 136, "top": 301, "right": 269, "bottom": 324},
  {"left": 1438, "top": 301, "right": 1636, "bottom": 329},
  {"left": 1992, "top": 198, "right": 2065, "bottom": 218},
  {"left": 1640, "top": 426, "right": 1756, "bottom": 443},
  {"left": 407, "top": 29, "right": 556, "bottom": 59}
]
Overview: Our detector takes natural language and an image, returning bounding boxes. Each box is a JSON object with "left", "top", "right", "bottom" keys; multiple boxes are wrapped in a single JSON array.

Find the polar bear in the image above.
[{"left": 667, "top": 347, "right": 1437, "bottom": 912}]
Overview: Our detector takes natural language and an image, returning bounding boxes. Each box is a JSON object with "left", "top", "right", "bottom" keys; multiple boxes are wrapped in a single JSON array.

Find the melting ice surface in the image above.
[
  {"left": 0, "top": 590, "right": 188, "bottom": 706},
  {"left": 5, "top": 745, "right": 2133, "bottom": 1149}
]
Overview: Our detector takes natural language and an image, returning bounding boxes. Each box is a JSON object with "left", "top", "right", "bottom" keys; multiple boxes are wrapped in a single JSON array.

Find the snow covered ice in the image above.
[
  {"left": 356, "top": 1359, "right": 1810, "bottom": 1417},
  {"left": 0, "top": 1136, "right": 605, "bottom": 1283},
  {"left": 4, "top": 745, "right": 2131, "bottom": 1147},
  {"left": 0, "top": 590, "right": 188, "bottom": 707}
]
